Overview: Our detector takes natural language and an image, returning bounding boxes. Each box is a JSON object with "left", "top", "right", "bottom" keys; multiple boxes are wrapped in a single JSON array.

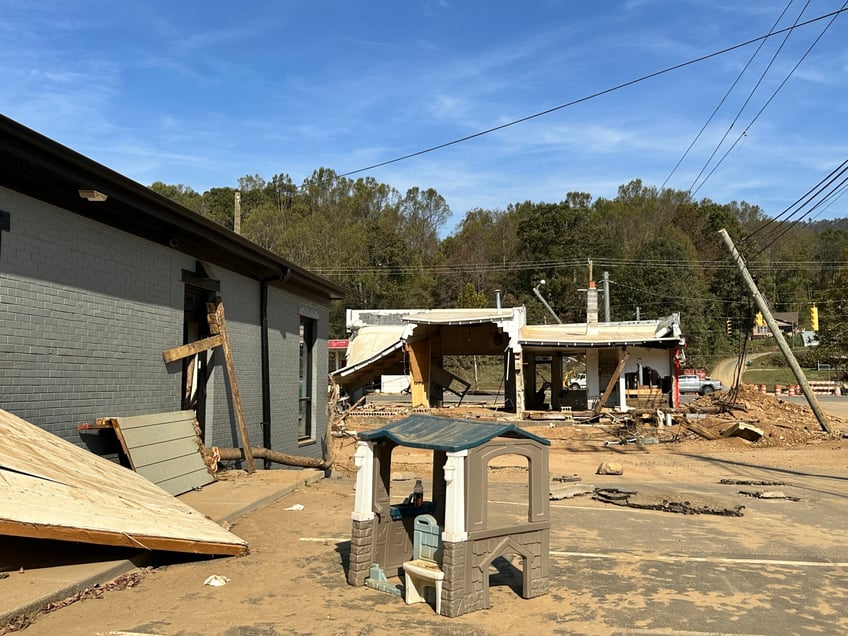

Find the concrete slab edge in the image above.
[
  {"left": 214, "top": 470, "right": 324, "bottom": 525},
  {"left": 0, "top": 553, "right": 151, "bottom": 628}
]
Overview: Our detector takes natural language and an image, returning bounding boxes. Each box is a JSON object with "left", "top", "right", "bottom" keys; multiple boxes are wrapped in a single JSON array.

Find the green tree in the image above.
[
  {"left": 399, "top": 187, "right": 451, "bottom": 263},
  {"left": 148, "top": 182, "right": 202, "bottom": 213},
  {"left": 241, "top": 201, "right": 284, "bottom": 252},
  {"left": 507, "top": 193, "right": 615, "bottom": 322},
  {"left": 200, "top": 187, "right": 238, "bottom": 229},
  {"left": 456, "top": 282, "right": 487, "bottom": 308},
  {"left": 818, "top": 254, "right": 848, "bottom": 376},
  {"left": 437, "top": 208, "right": 518, "bottom": 308}
]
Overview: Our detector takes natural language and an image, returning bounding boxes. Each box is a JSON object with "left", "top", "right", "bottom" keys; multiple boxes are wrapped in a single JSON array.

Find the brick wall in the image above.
[
  {"left": 0, "top": 186, "right": 330, "bottom": 462},
  {"left": 0, "top": 188, "right": 185, "bottom": 452},
  {"left": 266, "top": 286, "right": 330, "bottom": 459}
]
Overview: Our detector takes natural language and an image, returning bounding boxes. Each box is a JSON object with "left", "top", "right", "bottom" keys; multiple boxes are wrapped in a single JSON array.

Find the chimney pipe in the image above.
[{"left": 495, "top": 289, "right": 502, "bottom": 310}]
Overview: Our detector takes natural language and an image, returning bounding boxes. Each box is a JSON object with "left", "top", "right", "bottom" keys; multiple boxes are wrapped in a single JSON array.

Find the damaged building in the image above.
[
  {"left": 0, "top": 115, "right": 346, "bottom": 465},
  {"left": 332, "top": 292, "right": 686, "bottom": 418}
]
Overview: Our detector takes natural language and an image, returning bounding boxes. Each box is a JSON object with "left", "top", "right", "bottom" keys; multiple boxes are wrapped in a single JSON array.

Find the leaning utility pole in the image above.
[
  {"left": 719, "top": 229, "right": 831, "bottom": 433},
  {"left": 532, "top": 280, "right": 562, "bottom": 324}
]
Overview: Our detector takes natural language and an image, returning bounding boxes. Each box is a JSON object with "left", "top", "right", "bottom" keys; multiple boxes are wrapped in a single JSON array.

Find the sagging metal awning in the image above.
[{"left": 329, "top": 325, "right": 408, "bottom": 388}]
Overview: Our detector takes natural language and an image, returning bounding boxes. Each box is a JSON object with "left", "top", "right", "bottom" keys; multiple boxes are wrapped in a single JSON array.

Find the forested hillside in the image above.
[{"left": 150, "top": 171, "right": 848, "bottom": 369}]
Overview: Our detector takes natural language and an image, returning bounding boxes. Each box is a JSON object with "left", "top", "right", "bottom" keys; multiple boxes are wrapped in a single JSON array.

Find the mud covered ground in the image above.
[{"left": 8, "top": 386, "right": 848, "bottom": 636}]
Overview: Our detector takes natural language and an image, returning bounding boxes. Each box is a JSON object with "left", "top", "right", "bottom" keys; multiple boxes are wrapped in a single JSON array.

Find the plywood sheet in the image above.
[
  {"left": 0, "top": 409, "right": 246, "bottom": 555},
  {"left": 110, "top": 410, "right": 215, "bottom": 496}
]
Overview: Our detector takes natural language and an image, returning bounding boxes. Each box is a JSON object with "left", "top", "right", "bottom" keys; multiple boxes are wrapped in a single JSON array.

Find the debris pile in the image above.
[{"left": 682, "top": 383, "right": 843, "bottom": 447}]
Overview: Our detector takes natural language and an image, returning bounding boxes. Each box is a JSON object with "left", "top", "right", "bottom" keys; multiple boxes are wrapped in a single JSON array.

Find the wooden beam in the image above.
[
  {"left": 162, "top": 335, "right": 224, "bottom": 363},
  {"left": 107, "top": 416, "right": 136, "bottom": 471},
  {"left": 0, "top": 520, "right": 247, "bottom": 556},
  {"left": 207, "top": 299, "right": 256, "bottom": 473},
  {"left": 215, "top": 446, "right": 326, "bottom": 469},
  {"left": 593, "top": 351, "right": 630, "bottom": 415},
  {"left": 406, "top": 340, "right": 430, "bottom": 408}
]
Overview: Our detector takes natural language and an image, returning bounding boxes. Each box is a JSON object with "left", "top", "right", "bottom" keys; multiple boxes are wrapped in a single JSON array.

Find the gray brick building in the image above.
[{"left": 0, "top": 115, "right": 345, "bottom": 465}]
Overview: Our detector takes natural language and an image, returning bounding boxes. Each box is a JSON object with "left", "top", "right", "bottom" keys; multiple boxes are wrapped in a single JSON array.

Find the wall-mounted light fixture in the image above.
[{"left": 78, "top": 189, "right": 108, "bottom": 202}]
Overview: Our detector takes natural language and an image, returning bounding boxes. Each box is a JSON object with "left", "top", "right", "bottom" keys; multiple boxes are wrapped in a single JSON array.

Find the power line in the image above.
[
  {"left": 739, "top": 153, "right": 848, "bottom": 257},
  {"left": 661, "top": 0, "right": 797, "bottom": 191},
  {"left": 690, "top": 1, "right": 846, "bottom": 197},
  {"left": 689, "top": 0, "right": 812, "bottom": 195},
  {"left": 310, "top": 256, "right": 847, "bottom": 277},
  {"left": 339, "top": 7, "right": 848, "bottom": 177},
  {"left": 744, "top": 157, "right": 848, "bottom": 244},
  {"left": 750, "top": 169, "right": 848, "bottom": 257}
]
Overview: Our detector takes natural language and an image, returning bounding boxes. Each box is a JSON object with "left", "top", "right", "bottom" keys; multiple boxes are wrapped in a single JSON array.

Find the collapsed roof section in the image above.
[
  {"left": 331, "top": 325, "right": 410, "bottom": 390},
  {"left": 331, "top": 307, "right": 525, "bottom": 392},
  {"left": 0, "top": 408, "right": 247, "bottom": 556}
]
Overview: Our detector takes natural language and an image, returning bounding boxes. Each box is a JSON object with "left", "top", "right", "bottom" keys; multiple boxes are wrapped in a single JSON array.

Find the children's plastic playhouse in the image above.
[{"left": 347, "top": 414, "right": 551, "bottom": 617}]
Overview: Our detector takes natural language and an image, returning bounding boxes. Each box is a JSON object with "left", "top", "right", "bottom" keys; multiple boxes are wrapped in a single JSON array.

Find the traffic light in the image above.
[
  {"left": 810, "top": 305, "right": 819, "bottom": 331},
  {"left": 725, "top": 318, "right": 732, "bottom": 335},
  {"left": 754, "top": 312, "right": 764, "bottom": 328}
]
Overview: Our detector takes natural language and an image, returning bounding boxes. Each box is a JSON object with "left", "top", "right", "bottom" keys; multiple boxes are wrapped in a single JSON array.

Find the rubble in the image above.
[
  {"left": 738, "top": 490, "right": 801, "bottom": 501},
  {"left": 682, "top": 384, "right": 844, "bottom": 447},
  {"left": 596, "top": 461, "right": 623, "bottom": 475},
  {"left": 594, "top": 487, "right": 746, "bottom": 516},
  {"left": 549, "top": 484, "right": 594, "bottom": 500},
  {"left": 720, "top": 421, "right": 764, "bottom": 442}
]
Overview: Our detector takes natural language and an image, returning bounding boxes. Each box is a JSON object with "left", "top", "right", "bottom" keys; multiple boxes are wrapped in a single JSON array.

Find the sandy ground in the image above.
[{"left": 6, "top": 388, "right": 848, "bottom": 636}]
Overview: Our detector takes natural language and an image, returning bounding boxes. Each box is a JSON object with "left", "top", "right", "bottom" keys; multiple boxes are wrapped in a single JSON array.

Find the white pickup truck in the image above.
[
  {"left": 568, "top": 373, "right": 587, "bottom": 390},
  {"left": 677, "top": 374, "right": 723, "bottom": 395}
]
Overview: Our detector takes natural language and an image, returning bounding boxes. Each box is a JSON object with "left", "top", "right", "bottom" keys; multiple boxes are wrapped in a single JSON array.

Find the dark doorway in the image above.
[{"left": 183, "top": 284, "right": 217, "bottom": 439}]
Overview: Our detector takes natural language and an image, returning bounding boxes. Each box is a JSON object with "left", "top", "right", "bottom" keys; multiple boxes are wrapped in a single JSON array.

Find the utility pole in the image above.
[
  {"left": 719, "top": 229, "right": 830, "bottom": 433},
  {"left": 532, "top": 280, "right": 562, "bottom": 324},
  {"left": 603, "top": 271, "right": 610, "bottom": 322},
  {"left": 234, "top": 191, "right": 242, "bottom": 235}
]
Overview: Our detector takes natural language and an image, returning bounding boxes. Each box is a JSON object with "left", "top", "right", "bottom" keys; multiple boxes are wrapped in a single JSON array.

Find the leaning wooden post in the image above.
[
  {"left": 719, "top": 229, "right": 831, "bottom": 434},
  {"left": 208, "top": 299, "right": 256, "bottom": 472},
  {"left": 593, "top": 351, "right": 629, "bottom": 416}
]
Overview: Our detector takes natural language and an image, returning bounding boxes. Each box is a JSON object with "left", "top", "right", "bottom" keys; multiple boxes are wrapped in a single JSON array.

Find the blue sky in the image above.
[{"left": 2, "top": 1, "right": 847, "bottom": 233}]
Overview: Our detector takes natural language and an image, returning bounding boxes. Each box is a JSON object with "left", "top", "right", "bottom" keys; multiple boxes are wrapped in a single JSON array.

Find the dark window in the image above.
[{"left": 299, "top": 316, "right": 316, "bottom": 440}]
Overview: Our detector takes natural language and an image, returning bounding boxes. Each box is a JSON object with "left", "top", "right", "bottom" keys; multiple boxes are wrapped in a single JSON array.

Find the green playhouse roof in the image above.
[{"left": 357, "top": 414, "right": 550, "bottom": 452}]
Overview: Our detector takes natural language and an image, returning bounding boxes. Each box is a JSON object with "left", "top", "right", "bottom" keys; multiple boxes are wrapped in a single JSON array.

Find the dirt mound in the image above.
[{"left": 684, "top": 383, "right": 844, "bottom": 447}]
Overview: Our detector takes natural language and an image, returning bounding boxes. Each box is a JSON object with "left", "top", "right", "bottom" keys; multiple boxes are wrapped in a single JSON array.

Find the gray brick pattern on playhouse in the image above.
[{"left": 348, "top": 415, "right": 551, "bottom": 618}]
